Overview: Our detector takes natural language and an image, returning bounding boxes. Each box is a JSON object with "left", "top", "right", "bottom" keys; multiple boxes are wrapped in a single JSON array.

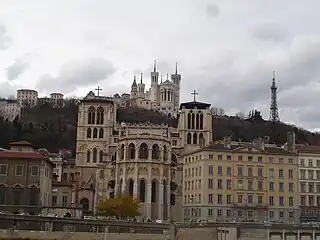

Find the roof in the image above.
[
  {"left": 17, "top": 89, "right": 37, "bottom": 92},
  {"left": 179, "top": 101, "right": 211, "bottom": 110},
  {"left": 185, "top": 142, "right": 297, "bottom": 156},
  {"left": 298, "top": 145, "right": 320, "bottom": 154},
  {"left": 50, "top": 93, "right": 64, "bottom": 96},
  {"left": 80, "top": 91, "right": 114, "bottom": 104},
  {"left": 9, "top": 141, "right": 34, "bottom": 147}
]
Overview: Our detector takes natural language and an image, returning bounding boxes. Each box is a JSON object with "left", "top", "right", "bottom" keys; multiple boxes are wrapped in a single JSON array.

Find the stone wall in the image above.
[{"left": 0, "top": 230, "right": 167, "bottom": 240}]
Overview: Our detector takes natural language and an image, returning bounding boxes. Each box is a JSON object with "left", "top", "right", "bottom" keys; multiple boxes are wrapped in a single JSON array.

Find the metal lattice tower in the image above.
[{"left": 269, "top": 71, "right": 280, "bottom": 122}]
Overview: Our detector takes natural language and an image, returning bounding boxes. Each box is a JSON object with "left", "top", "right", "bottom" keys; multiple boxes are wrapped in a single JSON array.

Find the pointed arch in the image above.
[
  {"left": 127, "top": 143, "right": 136, "bottom": 159},
  {"left": 187, "top": 111, "right": 191, "bottom": 129},
  {"left": 93, "top": 148, "right": 97, "bottom": 163},
  {"left": 193, "top": 133, "right": 197, "bottom": 144},
  {"left": 152, "top": 144, "right": 160, "bottom": 160},
  {"left": 163, "top": 145, "right": 168, "bottom": 161},
  {"left": 196, "top": 113, "right": 200, "bottom": 129},
  {"left": 139, "top": 179, "right": 146, "bottom": 202},
  {"left": 199, "top": 133, "right": 205, "bottom": 146},
  {"left": 171, "top": 153, "right": 178, "bottom": 167},
  {"left": 199, "top": 112, "right": 204, "bottom": 130},
  {"left": 191, "top": 112, "right": 195, "bottom": 129},
  {"left": 86, "top": 150, "right": 91, "bottom": 163},
  {"left": 120, "top": 144, "right": 124, "bottom": 160},
  {"left": 99, "top": 128, "right": 104, "bottom": 139},
  {"left": 88, "top": 106, "right": 95, "bottom": 124},
  {"left": 128, "top": 179, "right": 134, "bottom": 196},
  {"left": 99, "top": 150, "right": 104, "bottom": 162},
  {"left": 93, "top": 128, "right": 98, "bottom": 138},
  {"left": 97, "top": 106, "right": 104, "bottom": 124},
  {"left": 139, "top": 143, "right": 148, "bottom": 159},
  {"left": 86, "top": 128, "right": 92, "bottom": 138},
  {"left": 151, "top": 180, "right": 157, "bottom": 203},
  {"left": 187, "top": 133, "right": 191, "bottom": 144}
]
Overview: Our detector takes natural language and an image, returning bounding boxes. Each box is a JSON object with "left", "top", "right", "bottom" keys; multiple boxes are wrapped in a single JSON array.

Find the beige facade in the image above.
[
  {"left": 74, "top": 86, "right": 212, "bottom": 221},
  {"left": 0, "top": 141, "right": 53, "bottom": 213},
  {"left": 298, "top": 145, "right": 320, "bottom": 220},
  {"left": 183, "top": 134, "right": 299, "bottom": 223},
  {"left": 17, "top": 89, "right": 38, "bottom": 107},
  {"left": 0, "top": 99, "right": 20, "bottom": 121}
]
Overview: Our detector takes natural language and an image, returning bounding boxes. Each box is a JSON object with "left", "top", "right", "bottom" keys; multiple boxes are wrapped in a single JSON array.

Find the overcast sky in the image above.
[{"left": 1, "top": 1, "right": 320, "bottom": 130}]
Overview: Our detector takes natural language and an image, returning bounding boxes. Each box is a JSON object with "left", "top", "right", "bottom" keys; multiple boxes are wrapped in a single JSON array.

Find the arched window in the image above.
[
  {"left": 199, "top": 133, "right": 205, "bottom": 146},
  {"left": 99, "top": 128, "right": 104, "bottom": 139},
  {"left": 86, "top": 128, "right": 91, "bottom": 138},
  {"left": 120, "top": 144, "right": 124, "bottom": 160},
  {"left": 163, "top": 145, "right": 168, "bottom": 161},
  {"left": 93, "top": 128, "right": 98, "bottom": 138},
  {"left": 187, "top": 133, "right": 191, "bottom": 144},
  {"left": 99, "top": 150, "right": 104, "bottom": 162},
  {"left": 80, "top": 198, "right": 89, "bottom": 211},
  {"left": 187, "top": 112, "right": 191, "bottom": 129},
  {"left": 139, "top": 143, "right": 148, "bottom": 159},
  {"left": 151, "top": 180, "right": 157, "bottom": 203},
  {"left": 191, "top": 112, "right": 195, "bottom": 129},
  {"left": 170, "top": 194, "right": 176, "bottom": 206},
  {"left": 86, "top": 150, "right": 91, "bottom": 163},
  {"left": 88, "top": 106, "right": 95, "bottom": 124},
  {"left": 96, "top": 106, "right": 104, "bottom": 124},
  {"left": 200, "top": 113, "right": 204, "bottom": 130},
  {"left": 93, "top": 148, "right": 97, "bottom": 163},
  {"left": 139, "top": 179, "right": 146, "bottom": 202},
  {"left": 196, "top": 113, "right": 200, "bottom": 129},
  {"left": 193, "top": 133, "right": 197, "bottom": 144},
  {"left": 127, "top": 143, "right": 135, "bottom": 159},
  {"left": 152, "top": 144, "right": 160, "bottom": 160},
  {"left": 128, "top": 179, "right": 134, "bottom": 196}
]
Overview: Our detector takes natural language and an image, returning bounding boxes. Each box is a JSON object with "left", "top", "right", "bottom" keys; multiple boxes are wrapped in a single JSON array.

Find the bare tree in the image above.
[
  {"left": 209, "top": 107, "right": 225, "bottom": 116},
  {"left": 235, "top": 111, "right": 245, "bottom": 119}
]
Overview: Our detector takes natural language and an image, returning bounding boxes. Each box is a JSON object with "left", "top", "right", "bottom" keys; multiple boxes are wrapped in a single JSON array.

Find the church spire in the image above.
[
  {"left": 140, "top": 73, "right": 143, "bottom": 83},
  {"left": 175, "top": 62, "right": 178, "bottom": 74},
  {"left": 161, "top": 75, "right": 163, "bottom": 83},
  {"left": 153, "top": 60, "right": 157, "bottom": 72}
]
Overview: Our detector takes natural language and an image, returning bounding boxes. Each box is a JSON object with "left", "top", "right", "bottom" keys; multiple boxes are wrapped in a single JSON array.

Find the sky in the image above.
[{"left": 1, "top": 1, "right": 320, "bottom": 130}]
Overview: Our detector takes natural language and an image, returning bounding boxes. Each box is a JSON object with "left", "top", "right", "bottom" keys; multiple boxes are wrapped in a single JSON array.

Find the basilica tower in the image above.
[{"left": 150, "top": 60, "right": 159, "bottom": 103}]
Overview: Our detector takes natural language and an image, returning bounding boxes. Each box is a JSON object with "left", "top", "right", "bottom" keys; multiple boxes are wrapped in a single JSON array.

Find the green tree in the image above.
[{"left": 96, "top": 195, "right": 140, "bottom": 218}]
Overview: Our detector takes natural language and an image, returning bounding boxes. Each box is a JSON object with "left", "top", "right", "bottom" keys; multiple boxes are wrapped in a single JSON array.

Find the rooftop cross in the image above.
[
  {"left": 95, "top": 86, "right": 102, "bottom": 96},
  {"left": 191, "top": 90, "right": 198, "bottom": 102}
]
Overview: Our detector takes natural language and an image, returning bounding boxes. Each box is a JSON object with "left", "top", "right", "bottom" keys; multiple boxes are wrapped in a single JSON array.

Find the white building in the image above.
[
  {"left": 0, "top": 99, "right": 21, "bottom": 121},
  {"left": 129, "top": 61, "right": 181, "bottom": 118},
  {"left": 17, "top": 89, "right": 38, "bottom": 107},
  {"left": 50, "top": 93, "right": 64, "bottom": 107}
]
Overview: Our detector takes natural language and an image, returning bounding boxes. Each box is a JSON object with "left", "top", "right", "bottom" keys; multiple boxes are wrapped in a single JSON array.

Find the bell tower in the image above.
[
  {"left": 150, "top": 60, "right": 159, "bottom": 102},
  {"left": 178, "top": 90, "right": 212, "bottom": 154}
]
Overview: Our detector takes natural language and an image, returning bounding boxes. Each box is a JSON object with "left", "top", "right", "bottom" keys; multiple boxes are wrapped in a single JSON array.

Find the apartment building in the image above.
[
  {"left": 17, "top": 89, "right": 38, "bottom": 107},
  {"left": 298, "top": 145, "right": 320, "bottom": 222},
  {"left": 183, "top": 133, "right": 299, "bottom": 223},
  {"left": 0, "top": 141, "right": 54, "bottom": 214}
]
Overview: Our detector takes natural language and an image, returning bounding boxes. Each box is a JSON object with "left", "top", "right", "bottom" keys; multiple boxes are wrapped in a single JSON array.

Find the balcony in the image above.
[{"left": 233, "top": 203, "right": 268, "bottom": 209}]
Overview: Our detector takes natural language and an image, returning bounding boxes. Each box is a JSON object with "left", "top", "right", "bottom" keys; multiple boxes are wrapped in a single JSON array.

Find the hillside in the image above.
[{"left": 0, "top": 102, "right": 319, "bottom": 156}]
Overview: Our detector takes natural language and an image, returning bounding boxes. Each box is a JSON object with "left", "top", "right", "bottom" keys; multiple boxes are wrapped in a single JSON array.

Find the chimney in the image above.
[
  {"left": 287, "top": 132, "right": 296, "bottom": 152},
  {"left": 223, "top": 136, "right": 231, "bottom": 149}
]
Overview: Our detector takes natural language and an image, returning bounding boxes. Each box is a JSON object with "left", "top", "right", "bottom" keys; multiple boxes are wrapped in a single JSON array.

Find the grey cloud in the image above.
[
  {"left": 206, "top": 4, "right": 220, "bottom": 19},
  {"left": 180, "top": 35, "right": 320, "bottom": 129},
  {"left": 0, "top": 25, "right": 12, "bottom": 50},
  {"left": 253, "top": 21, "right": 288, "bottom": 42},
  {"left": 6, "top": 59, "right": 30, "bottom": 81},
  {"left": 0, "top": 82, "right": 16, "bottom": 98},
  {"left": 36, "top": 58, "right": 115, "bottom": 94}
]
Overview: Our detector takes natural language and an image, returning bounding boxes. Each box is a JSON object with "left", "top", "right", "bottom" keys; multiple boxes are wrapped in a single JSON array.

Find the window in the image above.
[
  {"left": 227, "top": 195, "right": 231, "bottom": 204},
  {"left": 289, "top": 183, "right": 294, "bottom": 192},
  {"left": 248, "top": 195, "right": 252, "bottom": 204},
  {"left": 62, "top": 196, "right": 68, "bottom": 206},
  {"left": 269, "top": 182, "right": 274, "bottom": 191},
  {"left": 279, "top": 196, "right": 284, "bottom": 206},
  {"left": 227, "top": 167, "right": 232, "bottom": 176},
  {"left": 288, "top": 169, "right": 293, "bottom": 179},
  {"left": 217, "top": 179, "right": 222, "bottom": 189},
  {"left": 0, "top": 165, "right": 7, "bottom": 175},
  {"left": 258, "top": 156, "right": 262, "bottom": 162},
  {"left": 208, "top": 179, "right": 214, "bottom": 189},
  {"left": 289, "top": 197, "right": 294, "bottom": 206},
  {"left": 227, "top": 155, "right": 231, "bottom": 161},
  {"left": 248, "top": 167, "right": 253, "bottom": 177},
  {"left": 208, "top": 209, "right": 213, "bottom": 216},
  {"left": 258, "top": 196, "right": 263, "bottom": 205},
  {"left": 279, "top": 182, "right": 284, "bottom": 192},
  {"left": 238, "top": 167, "right": 243, "bottom": 177},
  {"left": 278, "top": 169, "right": 284, "bottom": 178},
  {"left": 237, "top": 195, "right": 242, "bottom": 203},
  {"left": 217, "top": 194, "right": 222, "bottom": 204},
  {"left": 238, "top": 156, "right": 243, "bottom": 161},
  {"left": 269, "top": 168, "right": 274, "bottom": 178},
  {"left": 208, "top": 166, "right": 214, "bottom": 176},
  {"left": 258, "top": 168, "right": 263, "bottom": 177},
  {"left": 218, "top": 166, "right": 222, "bottom": 175},
  {"left": 31, "top": 166, "right": 39, "bottom": 176},
  {"left": 15, "top": 165, "right": 23, "bottom": 176},
  {"left": 52, "top": 196, "right": 57, "bottom": 206},
  {"left": 258, "top": 181, "right": 263, "bottom": 191},
  {"left": 208, "top": 194, "right": 213, "bottom": 204},
  {"left": 269, "top": 196, "right": 274, "bottom": 205}
]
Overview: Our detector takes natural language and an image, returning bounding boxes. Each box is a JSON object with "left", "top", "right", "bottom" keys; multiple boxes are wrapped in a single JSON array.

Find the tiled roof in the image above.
[
  {"left": 298, "top": 145, "right": 320, "bottom": 154},
  {"left": 9, "top": 141, "right": 34, "bottom": 146},
  {"left": 0, "top": 151, "right": 47, "bottom": 159}
]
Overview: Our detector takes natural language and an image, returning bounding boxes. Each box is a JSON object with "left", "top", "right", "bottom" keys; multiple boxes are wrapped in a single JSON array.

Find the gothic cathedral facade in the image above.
[{"left": 74, "top": 66, "right": 213, "bottom": 221}]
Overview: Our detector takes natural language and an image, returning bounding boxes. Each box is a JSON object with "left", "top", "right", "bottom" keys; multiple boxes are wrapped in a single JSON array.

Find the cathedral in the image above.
[
  {"left": 129, "top": 61, "right": 181, "bottom": 118},
  {"left": 74, "top": 62, "right": 213, "bottom": 221}
]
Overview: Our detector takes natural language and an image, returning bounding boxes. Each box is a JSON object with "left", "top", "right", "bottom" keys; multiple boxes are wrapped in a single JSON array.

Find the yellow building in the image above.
[{"left": 183, "top": 133, "right": 299, "bottom": 223}]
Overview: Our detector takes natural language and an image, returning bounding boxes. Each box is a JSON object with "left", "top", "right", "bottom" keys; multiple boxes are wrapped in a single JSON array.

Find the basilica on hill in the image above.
[{"left": 74, "top": 61, "right": 213, "bottom": 221}]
